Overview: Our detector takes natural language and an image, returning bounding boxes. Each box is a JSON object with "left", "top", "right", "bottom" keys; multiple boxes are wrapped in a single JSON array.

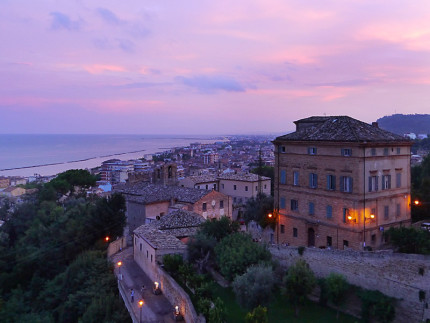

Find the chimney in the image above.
[{"left": 372, "top": 122, "right": 379, "bottom": 128}]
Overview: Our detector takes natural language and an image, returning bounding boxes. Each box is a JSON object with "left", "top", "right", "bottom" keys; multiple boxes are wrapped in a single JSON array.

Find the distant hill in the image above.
[{"left": 377, "top": 114, "right": 430, "bottom": 135}]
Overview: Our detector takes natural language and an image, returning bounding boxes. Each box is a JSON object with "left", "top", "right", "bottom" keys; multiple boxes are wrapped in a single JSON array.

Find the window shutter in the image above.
[
  {"left": 381, "top": 175, "right": 385, "bottom": 190},
  {"left": 315, "top": 174, "right": 318, "bottom": 188},
  {"left": 375, "top": 176, "right": 379, "bottom": 191},
  {"left": 340, "top": 176, "right": 345, "bottom": 192},
  {"left": 309, "top": 173, "right": 312, "bottom": 187},
  {"left": 388, "top": 175, "right": 391, "bottom": 189},
  {"left": 349, "top": 177, "right": 353, "bottom": 193},
  {"left": 327, "top": 175, "right": 330, "bottom": 190},
  {"left": 280, "top": 170, "right": 286, "bottom": 184},
  {"left": 368, "top": 176, "right": 372, "bottom": 192}
]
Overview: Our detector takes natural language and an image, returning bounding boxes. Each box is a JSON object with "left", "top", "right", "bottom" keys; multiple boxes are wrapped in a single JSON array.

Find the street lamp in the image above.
[
  {"left": 138, "top": 300, "right": 144, "bottom": 323},
  {"left": 105, "top": 236, "right": 110, "bottom": 242},
  {"left": 117, "top": 261, "right": 122, "bottom": 280}
]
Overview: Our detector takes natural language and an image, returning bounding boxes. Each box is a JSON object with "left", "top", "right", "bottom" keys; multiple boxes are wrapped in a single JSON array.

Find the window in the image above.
[
  {"left": 135, "top": 237, "right": 137, "bottom": 245},
  {"left": 371, "top": 148, "right": 376, "bottom": 156},
  {"left": 384, "top": 147, "right": 389, "bottom": 156},
  {"left": 308, "top": 147, "right": 317, "bottom": 155},
  {"left": 147, "top": 250, "right": 148, "bottom": 258},
  {"left": 264, "top": 184, "right": 267, "bottom": 189},
  {"left": 326, "top": 205, "right": 332, "bottom": 219},
  {"left": 309, "top": 173, "right": 318, "bottom": 188},
  {"left": 396, "top": 173, "right": 401, "bottom": 188},
  {"left": 279, "top": 146, "right": 286, "bottom": 153},
  {"left": 293, "top": 228, "right": 298, "bottom": 237},
  {"left": 203, "top": 203, "right": 207, "bottom": 211},
  {"left": 382, "top": 175, "right": 391, "bottom": 190},
  {"left": 213, "top": 184, "right": 217, "bottom": 190},
  {"left": 151, "top": 255, "right": 153, "bottom": 263},
  {"left": 343, "top": 240, "right": 349, "bottom": 248},
  {"left": 368, "top": 176, "right": 379, "bottom": 192},
  {"left": 327, "top": 236, "right": 332, "bottom": 247},
  {"left": 327, "top": 175, "right": 336, "bottom": 190},
  {"left": 371, "top": 234, "right": 376, "bottom": 242},
  {"left": 384, "top": 205, "right": 389, "bottom": 219},
  {"left": 281, "top": 225, "right": 285, "bottom": 234},
  {"left": 205, "top": 185, "right": 208, "bottom": 189},
  {"left": 293, "top": 171, "right": 299, "bottom": 186},
  {"left": 280, "top": 197, "right": 286, "bottom": 209},
  {"left": 342, "top": 148, "right": 352, "bottom": 156},
  {"left": 343, "top": 208, "right": 349, "bottom": 223},
  {"left": 280, "top": 170, "right": 286, "bottom": 184},
  {"left": 140, "top": 243, "right": 142, "bottom": 251},
  {"left": 234, "top": 185, "right": 237, "bottom": 190},
  {"left": 291, "top": 199, "right": 298, "bottom": 211},
  {"left": 245, "top": 185, "right": 248, "bottom": 191},
  {"left": 309, "top": 202, "right": 315, "bottom": 215},
  {"left": 340, "top": 176, "right": 353, "bottom": 193},
  {"left": 220, "top": 200, "right": 224, "bottom": 209},
  {"left": 222, "top": 184, "right": 224, "bottom": 189},
  {"left": 197, "top": 185, "right": 200, "bottom": 189},
  {"left": 233, "top": 197, "right": 237, "bottom": 203},
  {"left": 396, "top": 147, "right": 401, "bottom": 154},
  {"left": 396, "top": 203, "right": 401, "bottom": 217}
]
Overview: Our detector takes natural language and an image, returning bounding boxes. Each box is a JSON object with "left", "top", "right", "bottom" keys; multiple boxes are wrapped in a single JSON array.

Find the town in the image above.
[{"left": 1, "top": 115, "right": 429, "bottom": 323}]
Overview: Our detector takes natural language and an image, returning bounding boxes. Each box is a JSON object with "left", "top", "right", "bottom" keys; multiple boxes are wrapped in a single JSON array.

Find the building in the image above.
[
  {"left": 273, "top": 116, "right": 412, "bottom": 250},
  {"left": 1, "top": 186, "right": 26, "bottom": 197},
  {"left": 0, "top": 177, "right": 10, "bottom": 189},
  {"left": 179, "top": 173, "right": 271, "bottom": 220},
  {"left": 115, "top": 183, "right": 232, "bottom": 235},
  {"left": 133, "top": 209, "right": 205, "bottom": 275}
]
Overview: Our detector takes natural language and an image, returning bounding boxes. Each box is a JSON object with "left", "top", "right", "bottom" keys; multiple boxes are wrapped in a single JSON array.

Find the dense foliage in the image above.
[
  {"left": 243, "top": 193, "right": 274, "bottom": 228},
  {"left": 384, "top": 227, "right": 430, "bottom": 254},
  {"left": 411, "top": 154, "right": 430, "bottom": 222},
  {"left": 358, "top": 289, "right": 396, "bottom": 323},
  {"left": 0, "top": 170, "right": 129, "bottom": 322},
  {"left": 282, "top": 259, "right": 316, "bottom": 317},
  {"left": 244, "top": 305, "right": 269, "bottom": 323},
  {"left": 325, "top": 273, "right": 349, "bottom": 319},
  {"left": 250, "top": 166, "right": 274, "bottom": 196},
  {"left": 232, "top": 264, "right": 275, "bottom": 309},
  {"left": 215, "top": 232, "right": 272, "bottom": 281}
]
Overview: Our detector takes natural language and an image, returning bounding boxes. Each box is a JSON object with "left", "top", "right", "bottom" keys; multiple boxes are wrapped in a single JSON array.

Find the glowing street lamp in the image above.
[
  {"left": 174, "top": 305, "right": 184, "bottom": 321},
  {"left": 153, "top": 281, "right": 161, "bottom": 295},
  {"left": 138, "top": 300, "right": 144, "bottom": 323},
  {"left": 414, "top": 200, "right": 420, "bottom": 206},
  {"left": 117, "top": 261, "right": 122, "bottom": 280},
  {"left": 105, "top": 236, "right": 110, "bottom": 242}
]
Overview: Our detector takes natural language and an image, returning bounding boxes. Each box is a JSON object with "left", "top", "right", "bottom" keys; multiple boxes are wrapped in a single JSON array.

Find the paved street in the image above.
[{"left": 112, "top": 248, "right": 175, "bottom": 323}]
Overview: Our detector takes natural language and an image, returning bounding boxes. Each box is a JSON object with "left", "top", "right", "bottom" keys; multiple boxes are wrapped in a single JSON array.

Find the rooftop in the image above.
[
  {"left": 148, "top": 209, "right": 205, "bottom": 237},
  {"left": 134, "top": 225, "right": 187, "bottom": 250},
  {"left": 275, "top": 116, "right": 411, "bottom": 143},
  {"left": 218, "top": 173, "right": 271, "bottom": 182},
  {"left": 115, "top": 182, "right": 210, "bottom": 204}
]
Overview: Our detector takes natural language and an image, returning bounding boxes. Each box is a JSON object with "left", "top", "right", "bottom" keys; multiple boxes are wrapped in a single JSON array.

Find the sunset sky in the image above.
[{"left": 1, "top": 1, "right": 430, "bottom": 134}]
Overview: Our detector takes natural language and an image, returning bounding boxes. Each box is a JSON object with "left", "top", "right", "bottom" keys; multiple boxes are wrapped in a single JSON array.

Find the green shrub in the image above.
[{"left": 162, "top": 254, "right": 184, "bottom": 276}]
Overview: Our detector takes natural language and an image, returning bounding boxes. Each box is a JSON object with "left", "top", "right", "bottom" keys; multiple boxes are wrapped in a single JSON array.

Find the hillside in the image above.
[{"left": 377, "top": 114, "right": 430, "bottom": 135}]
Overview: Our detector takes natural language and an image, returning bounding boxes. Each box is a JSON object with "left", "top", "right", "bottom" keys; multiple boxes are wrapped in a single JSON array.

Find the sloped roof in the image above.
[
  {"left": 148, "top": 209, "right": 205, "bottom": 237},
  {"left": 218, "top": 173, "right": 271, "bottom": 182},
  {"left": 115, "top": 182, "right": 210, "bottom": 204},
  {"left": 275, "top": 116, "right": 411, "bottom": 143},
  {"left": 134, "top": 225, "right": 187, "bottom": 250}
]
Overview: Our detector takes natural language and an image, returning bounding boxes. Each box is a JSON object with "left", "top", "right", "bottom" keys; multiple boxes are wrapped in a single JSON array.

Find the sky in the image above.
[{"left": 1, "top": 1, "right": 430, "bottom": 135}]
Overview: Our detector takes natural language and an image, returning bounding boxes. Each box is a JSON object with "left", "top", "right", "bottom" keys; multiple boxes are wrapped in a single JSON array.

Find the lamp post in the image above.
[
  {"left": 268, "top": 210, "right": 279, "bottom": 244},
  {"left": 363, "top": 213, "right": 375, "bottom": 249},
  {"left": 138, "top": 300, "right": 144, "bottom": 323},
  {"left": 105, "top": 236, "right": 110, "bottom": 242},
  {"left": 117, "top": 261, "right": 122, "bottom": 280}
]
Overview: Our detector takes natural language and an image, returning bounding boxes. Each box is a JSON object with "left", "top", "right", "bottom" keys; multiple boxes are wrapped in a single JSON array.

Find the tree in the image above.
[
  {"left": 282, "top": 259, "right": 316, "bottom": 317},
  {"left": 208, "top": 297, "right": 226, "bottom": 323},
  {"left": 325, "top": 273, "right": 349, "bottom": 320},
  {"left": 232, "top": 264, "right": 275, "bottom": 309},
  {"left": 245, "top": 305, "right": 269, "bottom": 323},
  {"left": 199, "top": 216, "right": 239, "bottom": 242},
  {"left": 187, "top": 232, "right": 217, "bottom": 273},
  {"left": 215, "top": 233, "right": 271, "bottom": 281},
  {"left": 243, "top": 194, "right": 274, "bottom": 228},
  {"left": 384, "top": 227, "right": 430, "bottom": 255},
  {"left": 411, "top": 154, "right": 430, "bottom": 222}
]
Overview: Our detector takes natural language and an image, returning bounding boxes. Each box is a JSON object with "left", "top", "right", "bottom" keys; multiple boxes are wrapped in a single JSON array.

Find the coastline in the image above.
[{"left": 0, "top": 138, "right": 219, "bottom": 177}]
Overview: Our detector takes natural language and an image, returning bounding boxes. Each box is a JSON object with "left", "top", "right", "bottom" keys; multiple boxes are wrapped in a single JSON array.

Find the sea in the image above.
[{"left": 0, "top": 134, "right": 220, "bottom": 177}]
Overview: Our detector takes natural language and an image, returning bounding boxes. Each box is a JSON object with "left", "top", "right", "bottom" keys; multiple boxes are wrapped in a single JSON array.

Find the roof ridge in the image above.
[{"left": 344, "top": 116, "right": 360, "bottom": 142}]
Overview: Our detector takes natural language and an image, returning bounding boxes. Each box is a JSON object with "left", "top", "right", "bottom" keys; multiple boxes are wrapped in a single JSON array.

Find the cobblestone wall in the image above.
[{"left": 270, "top": 246, "right": 430, "bottom": 323}]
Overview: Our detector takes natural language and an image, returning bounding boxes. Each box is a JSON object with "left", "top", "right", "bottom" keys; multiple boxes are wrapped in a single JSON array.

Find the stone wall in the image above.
[
  {"left": 270, "top": 246, "right": 430, "bottom": 323},
  {"left": 153, "top": 265, "right": 205, "bottom": 323},
  {"left": 107, "top": 237, "right": 127, "bottom": 257}
]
